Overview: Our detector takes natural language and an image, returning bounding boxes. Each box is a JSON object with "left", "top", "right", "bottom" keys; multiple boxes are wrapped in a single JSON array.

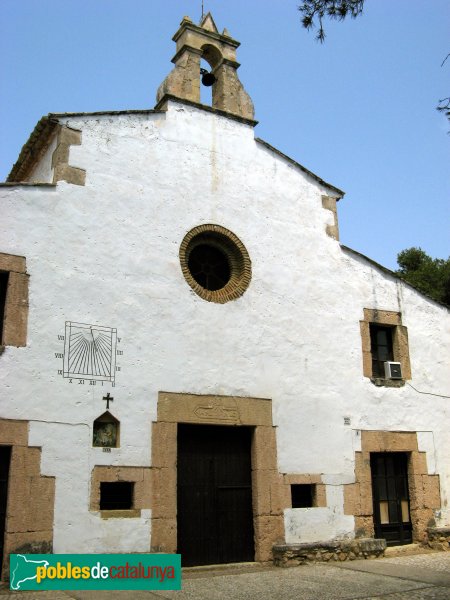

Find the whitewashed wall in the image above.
[
  {"left": 1, "top": 100, "right": 449, "bottom": 549},
  {"left": 27, "top": 133, "right": 58, "bottom": 183}
]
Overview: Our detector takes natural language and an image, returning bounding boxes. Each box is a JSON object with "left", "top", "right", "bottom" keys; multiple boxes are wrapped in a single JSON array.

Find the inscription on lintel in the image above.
[{"left": 193, "top": 400, "right": 239, "bottom": 423}]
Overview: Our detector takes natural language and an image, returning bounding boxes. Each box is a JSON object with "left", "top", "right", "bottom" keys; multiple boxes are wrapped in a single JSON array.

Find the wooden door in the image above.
[
  {"left": 371, "top": 452, "right": 412, "bottom": 546},
  {"left": 0, "top": 446, "right": 11, "bottom": 578},
  {"left": 177, "top": 424, "right": 254, "bottom": 566}
]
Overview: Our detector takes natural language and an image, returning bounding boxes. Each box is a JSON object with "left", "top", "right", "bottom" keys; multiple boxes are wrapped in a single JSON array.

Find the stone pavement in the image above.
[{"left": 2, "top": 551, "right": 450, "bottom": 599}]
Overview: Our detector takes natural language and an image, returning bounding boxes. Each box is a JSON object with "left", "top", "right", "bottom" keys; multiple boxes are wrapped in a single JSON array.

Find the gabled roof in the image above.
[
  {"left": 7, "top": 116, "right": 59, "bottom": 182},
  {"left": 6, "top": 98, "right": 343, "bottom": 198},
  {"left": 7, "top": 110, "right": 160, "bottom": 182},
  {"left": 341, "top": 245, "right": 450, "bottom": 309},
  {"left": 255, "top": 138, "right": 344, "bottom": 198}
]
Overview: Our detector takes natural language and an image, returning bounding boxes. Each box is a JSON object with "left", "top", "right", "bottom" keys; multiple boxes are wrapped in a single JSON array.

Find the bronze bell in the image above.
[{"left": 200, "top": 68, "right": 216, "bottom": 87}]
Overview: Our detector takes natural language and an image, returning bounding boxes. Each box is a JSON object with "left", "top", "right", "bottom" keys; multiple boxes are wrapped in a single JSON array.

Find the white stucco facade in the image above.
[{"left": 1, "top": 16, "right": 449, "bottom": 567}]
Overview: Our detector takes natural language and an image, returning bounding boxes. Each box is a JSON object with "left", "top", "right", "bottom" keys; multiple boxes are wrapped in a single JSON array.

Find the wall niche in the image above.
[{"left": 93, "top": 411, "right": 120, "bottom": 448}]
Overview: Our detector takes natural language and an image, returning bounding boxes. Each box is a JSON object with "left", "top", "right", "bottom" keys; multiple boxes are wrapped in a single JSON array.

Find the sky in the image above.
[{"left": 1, "top": 0, "right": 449, "bottom": 271}]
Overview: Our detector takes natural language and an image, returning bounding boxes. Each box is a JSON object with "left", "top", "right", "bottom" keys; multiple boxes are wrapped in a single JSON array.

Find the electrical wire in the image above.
[{"left": 406, "top": 382, "right": 450, "bottom": 399}]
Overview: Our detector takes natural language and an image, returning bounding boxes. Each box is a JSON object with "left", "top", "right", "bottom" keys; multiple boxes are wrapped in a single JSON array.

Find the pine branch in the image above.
[{"left": 298, "top": 0, "right": 365, "bottom": 42}]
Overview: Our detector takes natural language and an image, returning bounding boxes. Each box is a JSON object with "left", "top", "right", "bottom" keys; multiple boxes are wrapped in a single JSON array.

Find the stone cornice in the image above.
[{"left": 172, "top": 18, "right": 240, "bottom": 49}]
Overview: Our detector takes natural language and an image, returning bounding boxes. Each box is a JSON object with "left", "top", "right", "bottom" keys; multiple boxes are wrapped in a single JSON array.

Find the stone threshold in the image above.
[
  {"left": 384, "top": 543, "right": 426, "bottom": 557},
  {"left": 183, "top": 561, "right": 273, "bottom": 579}
]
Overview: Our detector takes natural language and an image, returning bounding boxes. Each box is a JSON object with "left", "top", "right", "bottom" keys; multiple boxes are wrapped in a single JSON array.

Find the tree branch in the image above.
[{"left": 298, "top": 0, "right": 365, "bottom": 42}]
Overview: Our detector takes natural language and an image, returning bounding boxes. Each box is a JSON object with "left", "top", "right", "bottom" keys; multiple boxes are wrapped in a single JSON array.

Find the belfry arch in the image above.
[
  {"left": 201, "top": 43, "right": 222, "bottom": 70},
  {"left": 156, "top": 13, "right": 255, "bottom": 121}
]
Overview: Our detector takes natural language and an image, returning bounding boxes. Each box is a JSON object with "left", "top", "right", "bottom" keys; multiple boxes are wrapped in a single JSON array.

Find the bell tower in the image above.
[{"left": 155, "top": 13, "right": 255, "bottom": 121}]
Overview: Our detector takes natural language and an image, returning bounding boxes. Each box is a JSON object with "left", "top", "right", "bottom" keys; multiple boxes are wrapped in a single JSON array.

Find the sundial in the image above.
[{"left": 62, "top": 321, "right": 117, "bottom": 382}]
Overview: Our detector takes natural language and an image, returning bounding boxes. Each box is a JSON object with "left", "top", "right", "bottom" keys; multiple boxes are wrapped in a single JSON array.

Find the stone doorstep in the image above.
[
  {"left": 183, "top": 561, "right": 274, "bottom": 579},
  {"left": 272, "top": 538, "right": 386, "bottom": 567},
  {"left": 384, "top": 543, "right": 426, "bottom": 557}
]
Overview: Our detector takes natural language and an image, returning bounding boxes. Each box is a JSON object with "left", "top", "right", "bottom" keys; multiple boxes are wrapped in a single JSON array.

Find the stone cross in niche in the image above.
[{"left": 103, "top": 392, "right": 114, "bottom": 410}]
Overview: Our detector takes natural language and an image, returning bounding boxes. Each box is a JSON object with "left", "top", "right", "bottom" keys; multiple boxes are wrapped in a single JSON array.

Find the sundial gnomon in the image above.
[{"left": 63, "top": 322, "right": 117, "bottom": 382}]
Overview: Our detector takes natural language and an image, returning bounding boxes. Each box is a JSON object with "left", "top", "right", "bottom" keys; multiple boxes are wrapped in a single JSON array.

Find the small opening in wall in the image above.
[
  {"left": 200, "top": 58, "right": 213, "bottom": 106},
  {"left": 180, "top": 224, "right": 252, "bottom": 303},
  {"left": 93, "top": 411, "right": 120, "bottom": 448},
  {"left": 100, "top": 482, "right": 134, "bottom": 510},
  {"left": 188, "top": 243, "right": 231, "bottom": 291},
  {"left": 291, "top": 484, "right": 315, "bottom": 508},
  {"left": 0, "top": 271, "right": 9, "bottom": 343},
  {"left": 370, "top": 323, "right": 394, "bottom": 378}
]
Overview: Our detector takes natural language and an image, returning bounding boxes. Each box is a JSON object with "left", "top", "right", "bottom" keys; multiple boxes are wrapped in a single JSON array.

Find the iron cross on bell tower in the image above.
[{"left": 103, "top": 392, "right": 113, "bottom": 410}]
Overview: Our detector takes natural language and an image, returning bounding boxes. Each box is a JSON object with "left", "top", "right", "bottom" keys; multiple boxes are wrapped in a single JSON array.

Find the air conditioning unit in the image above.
[{"left": 384, "top": 361, "right": 403, "bottom": 379}]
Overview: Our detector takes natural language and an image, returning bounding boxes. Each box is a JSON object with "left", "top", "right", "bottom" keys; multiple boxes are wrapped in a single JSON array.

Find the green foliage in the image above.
[
  {"left": 396, "top": 247, "right": 450, "bottom": 305},
  {"left": 298, "top": 0, "right": 365, "bottom": 42}
]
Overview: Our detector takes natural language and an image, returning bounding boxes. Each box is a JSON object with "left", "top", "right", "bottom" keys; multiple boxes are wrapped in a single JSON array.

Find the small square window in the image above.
[
  {"left": 0, "top": 271, "right": 9, "bottom": 342},
  {"left": 100, "top": 482, "right": 134, "bottom": 510},
  {"left": 291, "top": 484, "right": 315, "bottom": 508}
]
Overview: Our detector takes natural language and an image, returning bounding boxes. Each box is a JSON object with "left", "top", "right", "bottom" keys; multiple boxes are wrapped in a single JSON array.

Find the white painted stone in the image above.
[
  {"left": 27, "top": 132, "right": 57, "bottom": 183},
  {"left": 285, "top": 486, "right": 354, "bottom": 543},
  {"left": 1, "top": 98, "right": 449, "bottom": 551},
  {"left": 417, "top": 431, "right": 437, "bottom": 474},
  {"left": 352, "top": 429, "right": 362, "bottom": 454},
  {"left": 28, "top": 421, "right": 151, "bottom": 553}
]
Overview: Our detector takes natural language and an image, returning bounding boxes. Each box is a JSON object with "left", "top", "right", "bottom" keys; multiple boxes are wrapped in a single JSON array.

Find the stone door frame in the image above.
[
  {"left": 151, "top": 392, "right": 285, "bottom": 562},
  {"left": 0, "top": 419, "right": 55, "bottom": 580},
  {"left": 345, "top": 431, "right": 441, "bottom": 543}
]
